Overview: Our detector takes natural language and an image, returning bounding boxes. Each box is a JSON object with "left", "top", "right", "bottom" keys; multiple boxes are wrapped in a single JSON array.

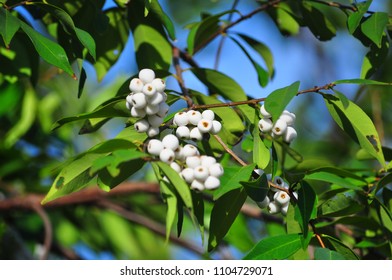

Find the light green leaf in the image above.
[
  {"left": 243, "top": 234, "right": 302, "bottom": 260},
  {"left": 252, "top": 115, "right": 270, "bottom": 169},
  {"left": 333, "top": 78, "right": 392, "bottom": 86},
  {"left": 214, "top": 163, "right": 256, "bottom": 199},
  {"left": 208, "top": 188, "right": 247, "bottom": 251},
  {"left": 19, "top": 21, "right": 74, "bottom": 76},
  {"left": 160, "top": 179, "right": 178, "bottom": 241},
  {"left": 0, "top": 8, "right": 20, "bottom": 47},
  {"left": 361, "top": 12, "right": 389, "bottom": 48},
  {"left": 347, "top": 0, "right": 372, "bottom": 33},
  {"left": 314, "top": 248, "right": 346, "bottom": 260},
  {"left": 267, "top": 3, "right": 299, "bottom": 36},
  {"left": 156, "top": 162, "right": 193, "bottom": 210},
  {"left": 323, "top": 93, "right": 386, "bottom": 167},
  {"left": 74, "top": 27, "right": 96, "bottom": 59},
  {"left": 4, "top": 83, "right": 36, "bottom": 148},
  {"left": 148, "top": 0, "right": 176, "bottom": 40},
  {"left": 294, "top": 181, "right": 318, "bottom": 238},
  {"left": 264, "top": 81, "right": 300, "bottom": 122}
]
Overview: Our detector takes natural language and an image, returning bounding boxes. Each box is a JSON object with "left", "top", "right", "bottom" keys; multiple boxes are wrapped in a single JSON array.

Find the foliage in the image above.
[{"left": 1, "top": 0, "right": 392, "bottom": 260}]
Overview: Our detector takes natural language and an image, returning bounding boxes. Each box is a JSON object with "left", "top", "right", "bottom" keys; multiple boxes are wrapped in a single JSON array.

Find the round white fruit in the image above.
[
  {"left": 138, "top": 68, "right": 155, "bottom": 84},
  {"left": 162, "top": 134, "right": 179, "bottom": 151},
  {"left": 204, "top": 176, "right": 220, "bottom": 190},
  {"left": 201, "top": 110, "right": 215, "bottom": 121},
  {"left": 147, "top": 139, "right": 164, "bottom": 156},
  {"left": 159, "top": 148, "right": 175, "bottom": 163},
  {"left": 129, "top": 78, "right": 144, "bottom": 93}
]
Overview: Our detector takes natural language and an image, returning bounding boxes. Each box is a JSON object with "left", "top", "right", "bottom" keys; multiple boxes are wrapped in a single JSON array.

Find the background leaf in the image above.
[
  {"left": 314, "top": 247, "right": 346, "bottom": 260},
  {"left": 361, "top": 12, "right": 389, "bottom": 48},
  {"left": 0, "top": 8, "right": 20, "bottom": 47},
  {"left": 294, "top": 181, "right": 318, "bottom": 238}
]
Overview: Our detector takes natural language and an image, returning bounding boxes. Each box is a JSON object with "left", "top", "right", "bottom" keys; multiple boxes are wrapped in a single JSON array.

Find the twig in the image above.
[
  {"left": 193, "top": 0, "right": 283, "bottom": 54},
  {"left": 310, "top": 220, "right": 326, "bottom": 248},
  {"left": 97, "top": 199, "right": 206, "bottom": 258},
  {"left": 213, "top": 134, "right": 247, "bottom": 166},
  {"left": 31, "top": 204, "right": 52, "bottom": 260},
  {"left": 308, "top": 0, "right": 375, "bottom": 14}
]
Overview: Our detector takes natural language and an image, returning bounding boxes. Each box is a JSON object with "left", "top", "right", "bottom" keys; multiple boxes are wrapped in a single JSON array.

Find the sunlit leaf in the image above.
[
  {"left": 361, "top": 12, "right": 389, "bottom": 48},
  {"left": 0, "top": 8, "right": 20, "bottom": 47}
]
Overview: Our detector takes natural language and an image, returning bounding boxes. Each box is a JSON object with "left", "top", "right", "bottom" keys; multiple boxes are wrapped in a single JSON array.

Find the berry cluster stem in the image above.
[{"left": 213, "top": 134, "right": 247, "bottom": 166}]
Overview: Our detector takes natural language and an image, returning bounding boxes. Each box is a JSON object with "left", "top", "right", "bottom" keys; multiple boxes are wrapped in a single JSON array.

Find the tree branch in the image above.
[{"left": 172, "top": 46, "right": 193, "bottom": 107}]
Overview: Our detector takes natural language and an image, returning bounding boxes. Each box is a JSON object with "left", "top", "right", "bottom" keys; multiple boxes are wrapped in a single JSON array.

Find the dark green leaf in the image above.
[
  {"left": 314, "top": 248, "right": 346, "bottom": 260},
  {"left": 74, "top": 27, "right": 96, "bottom": 59},
  {"left": 78, "top": 67, "right": 87, "bottom": 98},
  {"left": 301, "top": 2, "right": 336, "bottom": 41},
  {"left": 229, "top": 36, "right": 269, "bottom": 87},
  {"left": 323, "top": 93, "right": 385, "bottom": 167},
  {"left": 19, "top": 21, "right": 74, "bottom": 76},
  {"left": 208, "top": 188, "right": 247, "bottom": 251},
  {"left": 52, "top": 97, "right": 129, "bottom": 130},
  {"left": 235, "top": 33, "right": 274, "bottom": 77},
  {"left": 294, "top": 181, "right": 318, "bottom": 238},
  {"left": 360, "top": 35, "right": 389, "bottom": 78},
  {"left": 243, "top": 234, "right": 302, "bottom": 260},
  {"left": 241, "top": 173, "right": 269, "bottom": 202},
  {"left": 156, "top": 162, "right": 193, "bottom": 210},
  {"left": 0, "top": 8, "right": 20, "bottom": 47},
  {"left": 319, "top": 190, "right": 365, "bottom": 217},
  {"left": 148, "top": 0, "right": 176, "bottom": 40},
  {"left": 324, "top": 235, "right": 359, "bottom": 259},
  {"left": 361, "top": 12, "right": 389, "bottom": 48},
  {"left": 264, "top": 81, "right": 300, "bottom": 122},
  {"left": 375, "top": 172, "right": 392, "bottom": 194},
  {"left": 214, "top": 163, "right": 256, "bottom": 199},
  {"left": 347, "top": 0, "right": 372, "bottom": 33}
]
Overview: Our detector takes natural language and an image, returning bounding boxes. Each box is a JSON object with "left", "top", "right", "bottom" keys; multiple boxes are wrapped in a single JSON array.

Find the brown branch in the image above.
[
  {"left": 213, "top": 134, "right": 247, "bottom": 166},
  {"left": 193, "top": 0, "right": 283, "bottom": 54},
  {"left": 310, "top": 220, "right": 326, "bottom": 248},
  {"left": 31, "top": 204, "right": 52, "bottom": 260},
  {"left": 172, "top": 46, "right": 193, "bottom": 108},
  {"left": 97, "top": 199, "right": 206, "bottom": 258}
]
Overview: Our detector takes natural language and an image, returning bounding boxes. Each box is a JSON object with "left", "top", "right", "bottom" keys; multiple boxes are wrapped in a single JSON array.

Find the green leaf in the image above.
[
  {"left": 208, "top": 188, "right": 247, "bottom": 251},
  {"left": 241, "top": 173, "right": 269, "bottom": 202},
  {"left": 324, "top": 235, "right": 359, "bottom": 259},
  {"left": 301, "top": 2, "right": 336, "bottom": 41},
  {"left": 19, "top": 21, "right": 74, "bottom": 76},
  {"left": 235, "top": 33, "right": 274, "bottom": 77},
  {"left": 4, "top": 83, "right": 36, "bottom": 148},
  {"left": 347, "top": 0, "right": 372, "bottom": 34},
  {"left": 191, "top": 68, "right": 247, "bottom": 102},
  {"left": 148, "top": 0, "right": 176, "bottom": 40},
  {"left": 319, "top": 190, "right": 365, "bottom": 217},
  {"left": 42, "top": 153, "right": 101, "bottom": 204},
  {"left": 323, "top": 93, "right": 385, "bottom": 167},
  {"left": 229, "top": 36, "right": 269, "bottom": 87},
  {"left": 333, "top": 78, "right": 392, "bottom": 86},
  {"left": 156, "top": 162, "right": 193, "bottom": 210},
  {"left": 305, "top": 172, "right": 363, "bottom": 190},
  {"left": 159, "top": 179, "right": 178, "bottom": 241},
  {"left": 294, "top": 181, "right": 318, "bottom": 238},
  {"left": 314, "top": 248, "right": 346, "bottom": 260},
  {"left": 361, "top": 12, "right": 389, "bottom": 48},
  {"left": 74, "top": 27, "right": 96, "bottom": 59},
  {"left": 267, "top": 3, "right": 300, "bottom": 36},
  {"left": 252, "top": 115, "right": 271, "bottom": 169},
  {"left": 360, "top": 35, "right": 389, "bottom": 78},
  {"left": 243, "top": 234, "right": 302, "bottom": 260},
  {"left": 214, "top": 163, "right": 256, "bottom": 199},
  {"left": 0, "top": 8, "right": 20, "bottom": 47},
  {"left": 187, "top": 10, "right": 237, "bottom": 55},
  {"left": 264, "top": 81, "right": 300, "bottom": 122},
  {"left": 52, "top": 97, "right": 129, "bottom": 130}
]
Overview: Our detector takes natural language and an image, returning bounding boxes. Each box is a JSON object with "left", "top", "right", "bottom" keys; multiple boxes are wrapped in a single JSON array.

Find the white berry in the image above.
[
  {"left": 190, "top": 127, "right": 203, "bottom": 141},
  {"left": 275, "top": 191, "right": 291, "bottom": 205},
  {"left": 170, "top": 162, "right": 182, "bottom": 173},
  {"left": 151, "top": 78, "right": 166, "bottom": 92},
  {"left": 132, "top": 92, "right": 147, "bottom": 109},
  {"left": 256, "top": 196, "right": 270, "bottom": 209},
  {"left": 147, "top": 115, "right": 164, "bottom": 127},
  {"left": 204, "top": 176, "right": 220, "bottom": 190},
  {"left": 210, "top": 120, "right": 222, "bottom": 134},
  {"left": 188, "top": 110, "right": 202, "bottom": 125},
  {"left": 134, "top": 119, "right": 150, "bottom": 133},
  {"left": 193, "top": 165, "right": 209, "bottom": 181},
  {"left": 147, "top": 126, "right": 160, "bottom": 137},
  {"left": 142, "top": 83, "right": 157, "bottom": 97},
  {"left": 147, "top": 91, "right": 164, "bottom": 106},
  {"left": 145, "top": 104, "right": 160, "bottom": 115},
  {"left": 272, "top": 118, "right": 288, "bottom": 136},
  {"left": 186, "top": 156, "right": 201, "bottom": 169},
  {"left": 279, "top": 110, "right": 296, "bottom": 126},
  {"left": 201, "top": 156, "right": 216, "bottom": 168},
  {"left": 258, "top": 118, "right": 273, "bottom": 133},
  {"left": 173, "top": 112, "right": 189, "bottom": 126},
  {"left": 126, "top": 100, "right": 132, "bottom": 110},
  {"left": 162, "top": 134, "right": 179, "bottom": 151},
  {"left": 138, "top": 68, "right": 155, "bottom": 84},
  {"left": 283, "top": 126, "right": 297, "bottom": 143},
  {"left": 202, "top": 110, "right": 215, "bottom": 121},
  {"left": 130, "top": 107, "right": 146, "bottom": 118},
  {"left": 281, "top": 203, "right": 289, "bottom": 216},
  {"left": 147, "top": 139, "right": 164, "bottom": 156},
  {"left": 267, "top": 201, "right": 281, "bottom": 214},
  {"left": 209, "top": 163, "right": 224, "bottom": 178},
  {"left": 182, "top": 144, "right": 199, "bottom": 157},
  {"left": 156, "top": 102, "right": 169, "bottom": 118},
  {"left": 260, "top": 104, "right": 271, "bottom": 118},
  {"left": 197, "top": 119, "right": 212, "bottom": 133},
  {"left": 126, "top": 94, "right": 134, "bottom": 105},
  {"left": 190, "top": 179, "right": 205, "bottom": 191},
  {"left": 176, "top": 126, "right": 190, "bottom": 139},
  {"left": 181, "top": 168, "right": 194, "bottom": 183},
  {"left": 129, "top": 78, "right": 144, "bottom": 92},
  {"left": 159, "top": 148, "right": 175, "bottom": 163}
]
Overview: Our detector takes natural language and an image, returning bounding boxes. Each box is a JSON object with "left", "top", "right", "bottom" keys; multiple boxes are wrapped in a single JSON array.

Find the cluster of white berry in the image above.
[
  {"left": 173, "top": 109, "right": 222, "bottom": 141},
  {"left": 125, "top": 69, "right": 169, "bottom": 138},
  {"left": 258, "top": 104, "right": 297, "bottom": 143},
  {"left": 254, "top": 170, "right": 297, "bottom": 216},
  {"left": 147, "top": 134, "right": 224, "bottom": 191}
]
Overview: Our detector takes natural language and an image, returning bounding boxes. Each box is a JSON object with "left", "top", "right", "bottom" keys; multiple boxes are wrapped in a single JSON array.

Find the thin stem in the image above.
[
  {"left": 214, "top": 0, "right": 240, "bottom": 69},
  {"left": 31, "top": 204, "right": 52, "bottom": 260},
  {"left": 172, "top": 46, "right": 193, "bottom": 107},
  {"left": 213, "top": 134, "right": 247, "bottom": 166},
  {"left": 310, "top": 220, "right": 326, "bottom": 249},
  {"left": 193, "top": 0, "right": 283, "bottom": 54}
]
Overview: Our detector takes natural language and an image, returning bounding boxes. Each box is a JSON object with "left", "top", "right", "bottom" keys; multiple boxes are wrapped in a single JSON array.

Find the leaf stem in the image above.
[{"left": 213, "top": 134, "right": 247, "bottom": 166}]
